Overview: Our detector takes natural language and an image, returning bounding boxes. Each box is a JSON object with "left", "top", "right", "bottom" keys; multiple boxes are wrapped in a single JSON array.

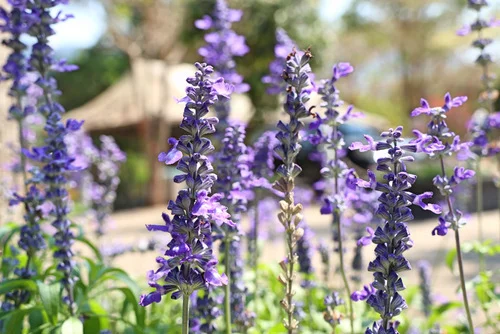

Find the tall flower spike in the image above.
[
  {"left": 139, "top": 63, "right": 232, "bottom": 334},
  {"left": 91, "top": 135, "right": 126, "bottom": 237},
  {"left": 262, "top": 28, "right": 296, "bottom": 95},
  {"left": 196, "top": 0, "right": 248, "bottom": 127},
  {"left": 323, "top": 292, "right": 345, "bottom": 330},
  {"left": 272, "top": 47, "right": 313, "bottom": 333},
  {"left": 350, "top": 127, "right": 440, "bottom": 333},
  {"left": 23, "top": 0, "right": 80, "bottom": 313},
  {"left": 309, "top": 62, "right": 360, "bottom": 334},
  {"left": 296, "top": 220, "right": 314, "bottom": 288},
  {"left": 417, "top": 261, "right": 432, "bottom": 317},
  {"left": 458, "top": 0, "right": 500, "bottom": 244},
  {"left": 0, "top": 1, "right": 47, "bottom": 309},
  {"left": 247, "top": 130, "right": 278, "bottom": 277},
  {"left": 212, "top": 121, "right": 253, "bottom": 332},
  {"left": 410, "top": 94, "right": 475, "bottom": 332}
]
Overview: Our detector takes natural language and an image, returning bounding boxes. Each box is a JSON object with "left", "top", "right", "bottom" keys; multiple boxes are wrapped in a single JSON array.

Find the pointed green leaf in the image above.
[
  {"left": 0, "top": 279, "right": 38, "bottom": 295},
  {"left": 445, "top": 248, "right": 457, "bottom": 272},
  {"left": 37, "top": 282, "right": 61, "bottom": 325},
  {"left": 61, "top": 317, "right": 83, "bottom": 334}
]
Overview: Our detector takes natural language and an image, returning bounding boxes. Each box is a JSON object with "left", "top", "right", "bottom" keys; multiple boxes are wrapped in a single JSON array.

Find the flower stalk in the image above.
[
  {"left": 411, "top": 93, "right": 475, "bottom": 332},
  {"left": 309, "top": 62, "right": 361, "bottom": 334},
  {"left": 273, "top": 48, "right": 313, "bottom": 333}
]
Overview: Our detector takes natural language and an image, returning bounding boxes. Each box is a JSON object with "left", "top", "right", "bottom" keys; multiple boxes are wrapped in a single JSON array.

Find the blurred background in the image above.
[{"left": 3, "top": 0, "right": 500, "bottom": 212}]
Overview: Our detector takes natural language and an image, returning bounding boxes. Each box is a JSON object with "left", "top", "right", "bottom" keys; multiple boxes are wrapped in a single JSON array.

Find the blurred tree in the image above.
[
  {"left": 55, "top": 46, "right": 129, "bottom": 110},
  {"left": 338, "top": 0, "right": 465, "bottom": 123}
]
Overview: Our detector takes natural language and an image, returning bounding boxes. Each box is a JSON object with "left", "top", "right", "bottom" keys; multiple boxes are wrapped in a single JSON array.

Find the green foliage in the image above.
[
  {"left": 1, "top": 220, "right": 497, "bottom": 333},
  {"left": 54, "top": 46, "right": 129, "bottom": 111}
]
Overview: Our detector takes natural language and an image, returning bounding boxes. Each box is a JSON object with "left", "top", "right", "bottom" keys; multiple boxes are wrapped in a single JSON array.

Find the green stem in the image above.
[
  {"left": 285, "top": 222, "right": 295, "bottom": 334},
  {"left": 224, "top": 238, "right": 232, "bottom": 334},
  {"left": 17, "top": 119, "right": 28, "bottom": 192},
  {"left": 476, "top": 161, "right": 485, "bottom": 271},
  {"left": 439, "top": 157, "right": 474, "bottom": 332},
  {"left": 332, "top": 128, "right": 354, "bottom": 334},
  {"left": 335, "top": 213, "right": 354, "bottom": 334},
  {"left": 454, "top": 229, "right": 474, "bottom": 333},
  {"left": 182, "top": 293, "right": 190, "bottom": 334},
  {"left": 254, "top": 191, "right": 260, "bottom": 298}
]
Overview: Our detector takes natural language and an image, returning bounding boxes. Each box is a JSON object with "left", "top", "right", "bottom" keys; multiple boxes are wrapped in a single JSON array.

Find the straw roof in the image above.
[{"left": 66, "top": 60, "right": 254, "bottom": 131}]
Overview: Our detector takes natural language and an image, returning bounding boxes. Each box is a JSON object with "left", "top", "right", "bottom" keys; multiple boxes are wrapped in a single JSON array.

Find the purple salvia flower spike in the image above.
[
  {"left": 196, "top": 0, "right": 249, "bottom": 128},
  {"left": 0, "top": 0, "right": 48, "bottom": 309},
  {"left": 209, "top": 121, "right": 254, "bottom": 332},
  {"left": 272, "top": 47, "right": 313, "bottom": 333},
  {"left": 262, "top": 28, "right": 297, "bottom": 95},
  {"left": 459, "top": 0, "right": 500, "bottom": 255},
  {"left": 410, "top": 95, "right": 475, "bottom": 331},
  {"left": 140, "top": 63, "right": 231, "bottom": 334},
  {"left": 15, "top": 0, "right": 81, "bottom": 313},
  {"left": 350, "top": 126, "right": 440, "bottom": 333},
  {"left": 309, "top": 62, "right": 364, "bottom": 333}
]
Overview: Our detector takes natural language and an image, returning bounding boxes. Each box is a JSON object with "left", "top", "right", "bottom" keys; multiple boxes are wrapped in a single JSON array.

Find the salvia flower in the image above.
[
  {"left": 139, "top": 63, "right": 231, "bottom": 309},
  {"left": 410, "top": 95, "right": 475, "bottom": 331},
  {"left": 262, "top": 28, "right": 296, "bottom": 95},
  {"left": 323, "top": 292, "right": 345, "bottom": 330},
  {"left": 350, "top": 126, "right": 441, "bottom": 333},
  {"left": 196, "top": 0, "right": 249, "bottom": 126},
  {"left": 0, "top": 0, "right": 46, "bottom": 307},
  {"left": 247, "top": 131, "right": 278, "bottom": 269},
  {"left": 272, "top": 47, "right": 313, "bottom": 333},
  {"left": 411, "top": 94, "right": 474, "bottom": 235},
  {"left": 249, "top": 130, "right": 278, "bottom": 187},
  {"left": 458, "top": 0, "right": 500, "bottom": 158},
  {"left": 212, "top": 121, "right": 253, "bottom": 331},
  {"left": 190, "top": 291, "right": 223, "bottom": 333},
  {"left": 296, "top": 220, "right": 314, "bottom": 288},
  {"left": 318, "top": 240, "right": 330, "bottom": 284},
  {"left": 309, "top": 62, "right": 361, "bottom": 334},
  {"left": 91, "top": 135, "right": 126, "bottom": 236},
  {"left": 22, "top": 0, "right": 80, "bottom": 312},
  {"left": 417, "top": 261, "right": 432, "bottom": 317}
]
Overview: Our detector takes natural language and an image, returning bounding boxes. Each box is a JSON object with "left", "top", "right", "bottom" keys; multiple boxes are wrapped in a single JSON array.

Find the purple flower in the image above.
[
  {"left": 350, "top": 127, "right": 439, "bottom": 333},
  {"left": 351, "top": 284, "right": 376, "bottom": 302},
  {"left": 296, "top": 221, "right": 314, "bottom": 288},
  {"left": 459, "top": 0, "right": 500, "bottom": 161},
  {"left": 140, "top": 63, "right": 231, "bottom": 307},
  {"left": 158, "top": 138, "right": 182, "bottom": 165},
  {"left": 262, "top": 28, "right": 296, "bottom": 95},
  {"left": 323, "top": 292, "right": 345, "bottom": 329},
  {"left": 418, "top": 261, "right": 433, "bottom": 317},
  {"left": 272, "top": 48, "right": 313, "bottom": 332},
  {"left": 349, "top": 135, "right": 376, "bottom": 152},
  {"left": 411, "top": 96, "right": 475, "bottom": 238},
  {"left": 196, "top": 0, "right": 249, "bottom": 126},
  {"left": 18, "top": 0, "right": 82, "bottom": 311},
  {"left": 357, "top": 226, "right": 375, "bottom": 246}
]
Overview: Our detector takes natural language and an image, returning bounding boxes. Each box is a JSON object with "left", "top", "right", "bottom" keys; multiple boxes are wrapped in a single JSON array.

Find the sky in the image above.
[{"left": 52, "top": 0, "right": 353, "bottom": 54}]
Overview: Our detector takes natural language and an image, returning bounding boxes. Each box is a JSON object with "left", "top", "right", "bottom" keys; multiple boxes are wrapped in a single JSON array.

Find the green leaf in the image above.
[
  {"left": 90, "top": 267, "right": 140, "bottom": 296},
  {"left": 37, "top": 282, "right": 61, "bottom": 325},
  {"left": 0, "top": 279, "right": 38, "bottom": 295},
  {"left": 445, "top": 248, "right": 457, "bottom": 272},
  {"left": 61, "top": 317, "right": 83, "bottom": 334},
  {"left": 28, "top": 308, "right": 48, "bottom": 330},
  {"left": 74, "top": 236, "right": 103, "bottom": 263},
  {"left": 427, "top": 301, "right": 462, "bottom": 327},
  {"left": 1, "top": 307, "right": 42, "bottom": 334},
  {"left": 81, "top": 300, "right": 109, "bottom": 334}
]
